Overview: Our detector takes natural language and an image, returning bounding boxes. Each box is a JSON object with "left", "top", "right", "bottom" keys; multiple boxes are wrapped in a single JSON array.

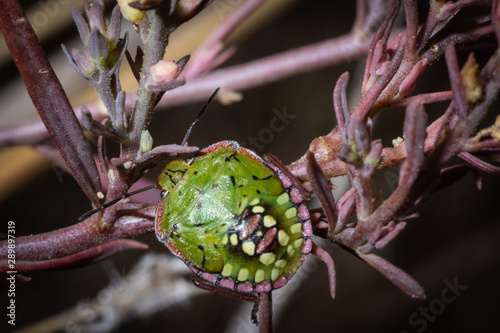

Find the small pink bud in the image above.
[{"left": 151, "top": 60, "right": 180, "bottom": 85}]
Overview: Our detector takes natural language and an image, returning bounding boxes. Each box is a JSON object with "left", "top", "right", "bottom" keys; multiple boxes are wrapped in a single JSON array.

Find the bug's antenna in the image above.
[
  {"left": 181, "top": 87, "right": 220, "bottom": 146},
  {"left": 78, "top": 184, "right": 159, "bottom": 221},
  {"left": 79, "top": 89, "right": 220, "bottom": 222}
]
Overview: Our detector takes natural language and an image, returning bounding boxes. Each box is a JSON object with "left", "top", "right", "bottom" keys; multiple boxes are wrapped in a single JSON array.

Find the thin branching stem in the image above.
[{"left": 0, "top": 0, "right": 103, "bottom": 207}]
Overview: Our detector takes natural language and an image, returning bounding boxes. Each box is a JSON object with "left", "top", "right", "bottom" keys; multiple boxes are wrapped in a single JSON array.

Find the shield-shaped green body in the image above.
[{"left": 155, "top": 141, "right": 312, "bottom": 293}]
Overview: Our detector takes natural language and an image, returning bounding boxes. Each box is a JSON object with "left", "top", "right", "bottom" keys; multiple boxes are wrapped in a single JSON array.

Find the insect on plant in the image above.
[
  {"left": 156, "top": 141, "right": 336, "bottom": 321},
  {"left": 80, "top": 89, "right": 336, "bottom": 325}
]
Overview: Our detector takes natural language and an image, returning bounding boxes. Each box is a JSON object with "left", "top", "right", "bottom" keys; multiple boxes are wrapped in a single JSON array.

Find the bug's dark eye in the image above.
[{"left": 161, "top": 190, "right": 168, "bottom": 198}]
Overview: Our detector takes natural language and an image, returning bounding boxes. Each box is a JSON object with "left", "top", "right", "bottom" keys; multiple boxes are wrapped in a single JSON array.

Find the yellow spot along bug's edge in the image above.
[
  {"left": 252, "top": 205, "right": 265, "bottom": 213},
  {"left": 259, "top": 252, "right": 276, "bottom": 265},
  {"left": 285, "top": 207, "right": 297, "bottom": 219},
  {"left": 242, "top": 241, "right": 255, "bottom": 256},
  {"left": 221, "top": 234, "right": 228, "bottom": 245},
  {"left": 290, "top": 222, "right": 302, "bottom": 234},
  {"left": 278, "top": 230, "right": 290, "bottom": 246},
  {"left": 271, "top": 268, "right": 280, "bottom": 281},
  {"left": 263, "top": 215, "right": 277, "bottom": 227},
  {"left": 275, "top": 259, "right": 286, "bottom": 268},
  {"left": 221, "top": 263, "right": 233, "bottom": 276},
  {"left": 238, "top": 268, "right": 249, "bottom": 281},
  {"left": 255, "top": 269, "right": 265, "bottom": 283},
  {"left": 230, "top": 233, "right": 238, "bottom": 246},
  {"left": 294, "top": 238, "right": 303, "bottom": 249},
  {"left": 249, "top": 198, "right": 260, "bottom": 205},
  {"left": 276, "top": 192, "right": 289, "bottom": 205}
]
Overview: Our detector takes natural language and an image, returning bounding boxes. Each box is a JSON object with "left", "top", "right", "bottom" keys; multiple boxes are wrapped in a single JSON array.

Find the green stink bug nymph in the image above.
[
  {"left": 155, "top": 141, "right": 313, "bottom": 293},
  {"left": 76, "top": 89, "right": 336, "bottom": 326}
]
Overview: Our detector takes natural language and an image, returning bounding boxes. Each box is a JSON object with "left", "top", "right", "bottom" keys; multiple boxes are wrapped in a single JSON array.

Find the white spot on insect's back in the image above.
[
  {"left": 255, "top": 269, "right": 265, "bottom": 283},
  {"left": 263, "top": 215, "right": 277, "bottom": 227},
  {"left": 249, "top": 198, "right": 260, "bottom": 206},
  {"left": 293, "top": 238, "right": 303, "bottom": 249},
  {"left": 221, "top": 234, "right": 228, "bottom": 245},
  {"left": 290, "top": 222, "right": 302, "bottom": 234},
  {"left": 278, "top": 230, "right": 290, "bottom": 246},
  {"left": 242, "top": 241, "right": 255, "bottom": 256},
  {"left": 259, "top": 252, "right": 276, "bottom": 265},
  {"left": 221, "top": 263, "right": 233, "bottom": 276},
  {"left": 276, "top": 192, "right": 289, "bottom": 206},
  {"left": 285, "top": 207, "right": 298, "bottom": 220},
  {"left": 271, "top": 268, "right": 280, "bottom": 281},
  {"left": 252, "top": 205, "right": 265, "bottom": 213},
  {"left": 238, "top": 268, "right": 249, "bottom": 281},
  {"left": 275, "top": 259, "right": 286, "bottom": 268},
  {"left": 230, "top": 233, "right": 238, "bottom": 246}
]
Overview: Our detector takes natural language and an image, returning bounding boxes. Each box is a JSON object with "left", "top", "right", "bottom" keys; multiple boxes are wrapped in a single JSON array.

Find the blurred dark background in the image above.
[{"left": 1, "top": 1, "right": 499, "bottom": 332}]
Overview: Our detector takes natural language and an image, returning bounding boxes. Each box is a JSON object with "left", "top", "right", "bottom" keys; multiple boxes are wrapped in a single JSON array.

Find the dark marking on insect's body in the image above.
[
  {"left": 252, "top": 175, "right": 273, "bottom": 181},
  {"left": 198, "top": 245, "right": 206, "bottom": 267}
]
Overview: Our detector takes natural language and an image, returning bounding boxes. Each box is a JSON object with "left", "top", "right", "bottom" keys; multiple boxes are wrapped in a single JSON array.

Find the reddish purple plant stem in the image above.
[
  {"left": 0, "top": 206, "right": 155, "bottom": 268},
  {"left": 0, "top": 239, "right": 148, "bottom": 271},
  {"left": 458, "top": 152, "right": 500, "bottom": 175},
  {"left": 184, "top": 0, "right": 267, "bottom": 78},
  {"left": 0, "top": 33, "right": 374, "bottom": 148},
  {"left": 0, "top": 0, "right": 102, "bottom": 207},
  {"left": 162, "top": 34, "right": 375, "bottom": 106},
  {"left": 389, "top": 91, "right": 453, "bottom": 107}
]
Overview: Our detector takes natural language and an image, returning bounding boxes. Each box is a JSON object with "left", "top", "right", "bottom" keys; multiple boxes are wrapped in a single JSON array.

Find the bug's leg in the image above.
[
  {"left": 311, "top": 243, "right": 336, "bottom": 299},
  {"left": 191, "top": 274, "right": 258, "bottom": 302},
  {"left": 253, "top": 292, "right": 272, "bottom": 332},
  {"left": 264, "top": 154, "right": 312, "bottom": 199},
  {"left": 191, "top": 274, "right": 262, "bottom": 325}
]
